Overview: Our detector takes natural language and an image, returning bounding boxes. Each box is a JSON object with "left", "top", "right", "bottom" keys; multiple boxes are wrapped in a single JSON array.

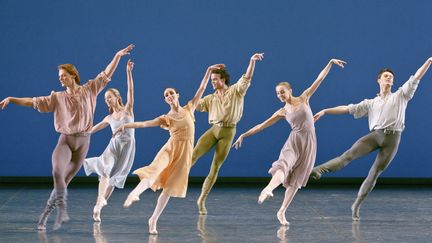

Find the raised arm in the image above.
[
  {"left": 413, "top": 57, "right": 432, "bottom": 81},
  {"left": 112, "top": 117, "right": 162, "bottom": 137},
  {"left": 0, "top": 97, "right": 33, "bottom": 110},
  {"left": 244, "top": 53, "right": 264, "bottom": 80},
  {"left": 104, "top": 44, "right": 135, "bottom": 79},
  {"left": 91, "top": 116, "right": 110, "bottom": 134},
  {"left": 124, "top": 59, "right": 135, "bottom": 115},
  {"left": 190, "top": 64, "right": 225, "bottom": 109},
  {"left": 303, "top": 59, "right": 346, "bottom": 99},
  {"left": 232, "top": 109, "right": 284, "bottom": 149},
  {"left": 313, "top": 105, "right": 349, "bottom": 122}
]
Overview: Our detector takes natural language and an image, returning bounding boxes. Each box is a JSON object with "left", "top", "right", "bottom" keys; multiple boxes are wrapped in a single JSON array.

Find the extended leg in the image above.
[
  {"left": 258, "top": 169, "right": 285, "bottom": 204},
  {"left": 123, "top": 179, "right": 153, "bottom": 208},
  {"left": 311, "top": 132, "right": 379, "bottom": 179}
]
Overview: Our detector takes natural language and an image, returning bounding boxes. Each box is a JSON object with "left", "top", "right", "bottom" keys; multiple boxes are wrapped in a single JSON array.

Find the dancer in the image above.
[
  {"left": 192, "top": 53, "right": 264, "bottom": 215},
  {"left": 233, "top": 59, "right": 346, "bottom": 225},
  {"left": 83, "top": 59, "right": 136, "bottom": 222},
  {"left": 310, "top": 57, "right": 432, "bottom": 220},
  {"left": 115, "top": 64, "right": 224, "bottom": 234},
  {"left": 0, "top": 44, "right": 135, "bottom": 230}
]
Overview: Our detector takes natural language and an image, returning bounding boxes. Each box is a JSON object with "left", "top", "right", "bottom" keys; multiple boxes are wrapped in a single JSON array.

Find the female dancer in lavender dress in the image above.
[
  {"left": 84, "top": 59, "right": 136, "bottom": 222},
  {"left": 0, "top": 44, "right": 134, "bottom": 230},
  {"left": 233, "top": 59, "right": 346, "bottom": 225}
]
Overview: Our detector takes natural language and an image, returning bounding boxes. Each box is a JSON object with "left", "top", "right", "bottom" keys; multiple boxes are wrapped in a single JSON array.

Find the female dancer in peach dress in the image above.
[
  {"left": 233, "top": 59, "right": 346, "bottom": 225},
  {"left": 114, "top": 64, "right": 224, "bottom": 234}
]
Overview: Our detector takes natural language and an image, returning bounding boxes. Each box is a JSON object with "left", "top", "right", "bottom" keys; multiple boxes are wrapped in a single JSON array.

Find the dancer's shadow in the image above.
[
  {"left": 352, "top": 221, "right": 365, "bottom": 243},
  {"left": 277, "top": 225, "right": 290, "bottom": 243},
  {"left": 197, "top": 215, "right": 217, "bottom": 243}
]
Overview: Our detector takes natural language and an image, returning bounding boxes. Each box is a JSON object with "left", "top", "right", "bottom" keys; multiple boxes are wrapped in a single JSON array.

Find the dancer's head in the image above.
[
  {"left": 164, "top": 87, "right": 180, "bottom": 106},
  {"left": 275, "top": 82, "right": 292, "bottom": 103},
  {"left": 58, "top": 64, "right": 80, "bottom": 86},
  {"left": 377, "top": 68, "right": 394, "bottom": 87},
  {"left": 211, "top": 68, "right": 230, "bottom": 89},
  {"left": 105, "top": 88, "right": 124, "bottom": 113}
]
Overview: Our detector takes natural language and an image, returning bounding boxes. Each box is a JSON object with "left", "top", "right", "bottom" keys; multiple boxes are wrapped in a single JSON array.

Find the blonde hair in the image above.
[
  {"left": 276, "top": 81, "right": 292, "bottom": 90},
  {"left": 106, "top": 88, "right": 124, "bottom": 113},
  {"left": 58, "top": 64, "right": 80, "bottom": 85}
]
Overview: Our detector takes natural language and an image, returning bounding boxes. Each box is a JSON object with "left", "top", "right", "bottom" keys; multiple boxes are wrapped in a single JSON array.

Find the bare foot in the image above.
[
  {"left": 148, "top": 218, "right": 158, "bottom": 235},
  {"left": 277, "top": 210, "right": 289, "bottom": 226}
]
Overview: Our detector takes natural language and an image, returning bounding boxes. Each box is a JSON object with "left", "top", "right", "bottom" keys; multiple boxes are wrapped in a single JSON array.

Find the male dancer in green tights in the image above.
[{"left": 192, "top": 53, "right": 264, "bottom": 214}]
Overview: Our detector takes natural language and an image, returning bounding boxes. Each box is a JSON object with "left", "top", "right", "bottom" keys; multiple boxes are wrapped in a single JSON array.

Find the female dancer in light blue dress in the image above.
[{"left": 84, "top": 59, "right": 136, "bottom": 222}]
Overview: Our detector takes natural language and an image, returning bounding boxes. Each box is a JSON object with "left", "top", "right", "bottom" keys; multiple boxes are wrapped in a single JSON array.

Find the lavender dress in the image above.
[
  {"left": 84, "top": 114, "right": 135, "bottom": 188},
  {"left": 268, "top": 103, "right": 317, "bottom": 189}
]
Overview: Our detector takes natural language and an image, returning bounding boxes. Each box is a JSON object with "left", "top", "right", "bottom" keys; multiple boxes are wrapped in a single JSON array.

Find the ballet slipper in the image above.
[
  {"left": 123, "top": 194, "right": 140, "bottom": 208},
  {"left": 148, "top": 218, "right": 158, "bottom": 235},
  {"left": 258, "top": 189, "right": 274, "bottom": 204},
  {"left": 277, "top": 210, "right": 290, "bottom": 226},
  {"left": 351, "top": 203, "right": 360, "bottom": 221}
]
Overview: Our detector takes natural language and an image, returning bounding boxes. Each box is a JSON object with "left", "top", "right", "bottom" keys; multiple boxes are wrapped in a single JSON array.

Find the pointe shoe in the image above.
[
  {"left": 258, "top": 190, "right": 273, "bottom": 204},
  {"left": 123, "top": 194, "right": 139, "bottom": 208}
]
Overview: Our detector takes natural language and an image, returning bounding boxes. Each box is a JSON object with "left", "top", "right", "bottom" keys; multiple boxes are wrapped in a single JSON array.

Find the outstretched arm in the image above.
[
  {"left": 125, "top": 59, "right": 135, "bottom": 115},
  {"left": 303, "top": 59, "right": 346, "bottom": 99},
  {"left": 91, "top": 116, "right": 110, "bottom": 134},
  {"left": 112, "top": 117, "right": 162, "bottom": 137},
  {"left": 0, "top": 97, "right": 33, "bottom": 109},
  {"left": 104, "top": 44, "right": 135, "bottom": 79},
  {"left": 413, "top": 57, "right": 432, "bottom": 81},
  {"left": 313, "top": 105, "right": 349, "bottom": 122},
  {"left": 244, "top": 53, "right": 264, "bottom": 80},
  {"left": 232, "top": 109, "right": 284, "bottom": 149},
  {"left": 190, "top": 64, "right": 225, "bottom": 109}
]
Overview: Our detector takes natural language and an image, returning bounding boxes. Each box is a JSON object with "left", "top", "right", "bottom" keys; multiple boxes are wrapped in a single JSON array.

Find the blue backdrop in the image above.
[{"left": 1, "top": 0, "right": 431, "bottom": 178}]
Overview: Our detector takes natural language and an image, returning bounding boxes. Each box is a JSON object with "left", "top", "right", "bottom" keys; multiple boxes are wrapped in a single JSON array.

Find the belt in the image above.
[
  {"left": 213, "top": 122, "right": 236, "bottom": 128},
  {"left": 376, "top": 128, "right": 401, "bottom": 135},
  {"left": 66, "top": 132, "right": 91, "bottom": 137}
]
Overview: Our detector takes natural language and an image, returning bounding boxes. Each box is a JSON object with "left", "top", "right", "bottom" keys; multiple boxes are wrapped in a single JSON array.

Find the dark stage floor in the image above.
[{"left": 1, "top": 185, "right": 431, "bottom": 242}]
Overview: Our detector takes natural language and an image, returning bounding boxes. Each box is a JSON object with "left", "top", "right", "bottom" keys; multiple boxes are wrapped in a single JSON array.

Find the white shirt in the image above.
[{"left": 348, "top": 75, "right": 420, "bottom": 132}]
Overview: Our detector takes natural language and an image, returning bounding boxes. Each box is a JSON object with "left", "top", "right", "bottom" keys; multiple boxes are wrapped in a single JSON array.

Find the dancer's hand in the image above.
[
  {"left": 127, "top": 59, "right": 134, "bottom": 72},
  {"left": 208, "top": 64, "right": 225, "bottom": 72},
  {"left": 330, "top": 59, "right": 346, "bottom": 68},
  {"left": 232, "top": 135, "right": 245, "bottom": 149},
  {"left": 251, "top": 53, "right": 264, "bottom": 62},
  {"left": 313, "top": 110, "right": 325, "bottom": 122},
  {"left": 0, "top": 97, "right": 10, "bottom": 110},
  {"left": 116, "top": 44, "right": 135, "bottom": 57},
  {"left": 113, "top": 125, "right": 125, "bottom": 137}
]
